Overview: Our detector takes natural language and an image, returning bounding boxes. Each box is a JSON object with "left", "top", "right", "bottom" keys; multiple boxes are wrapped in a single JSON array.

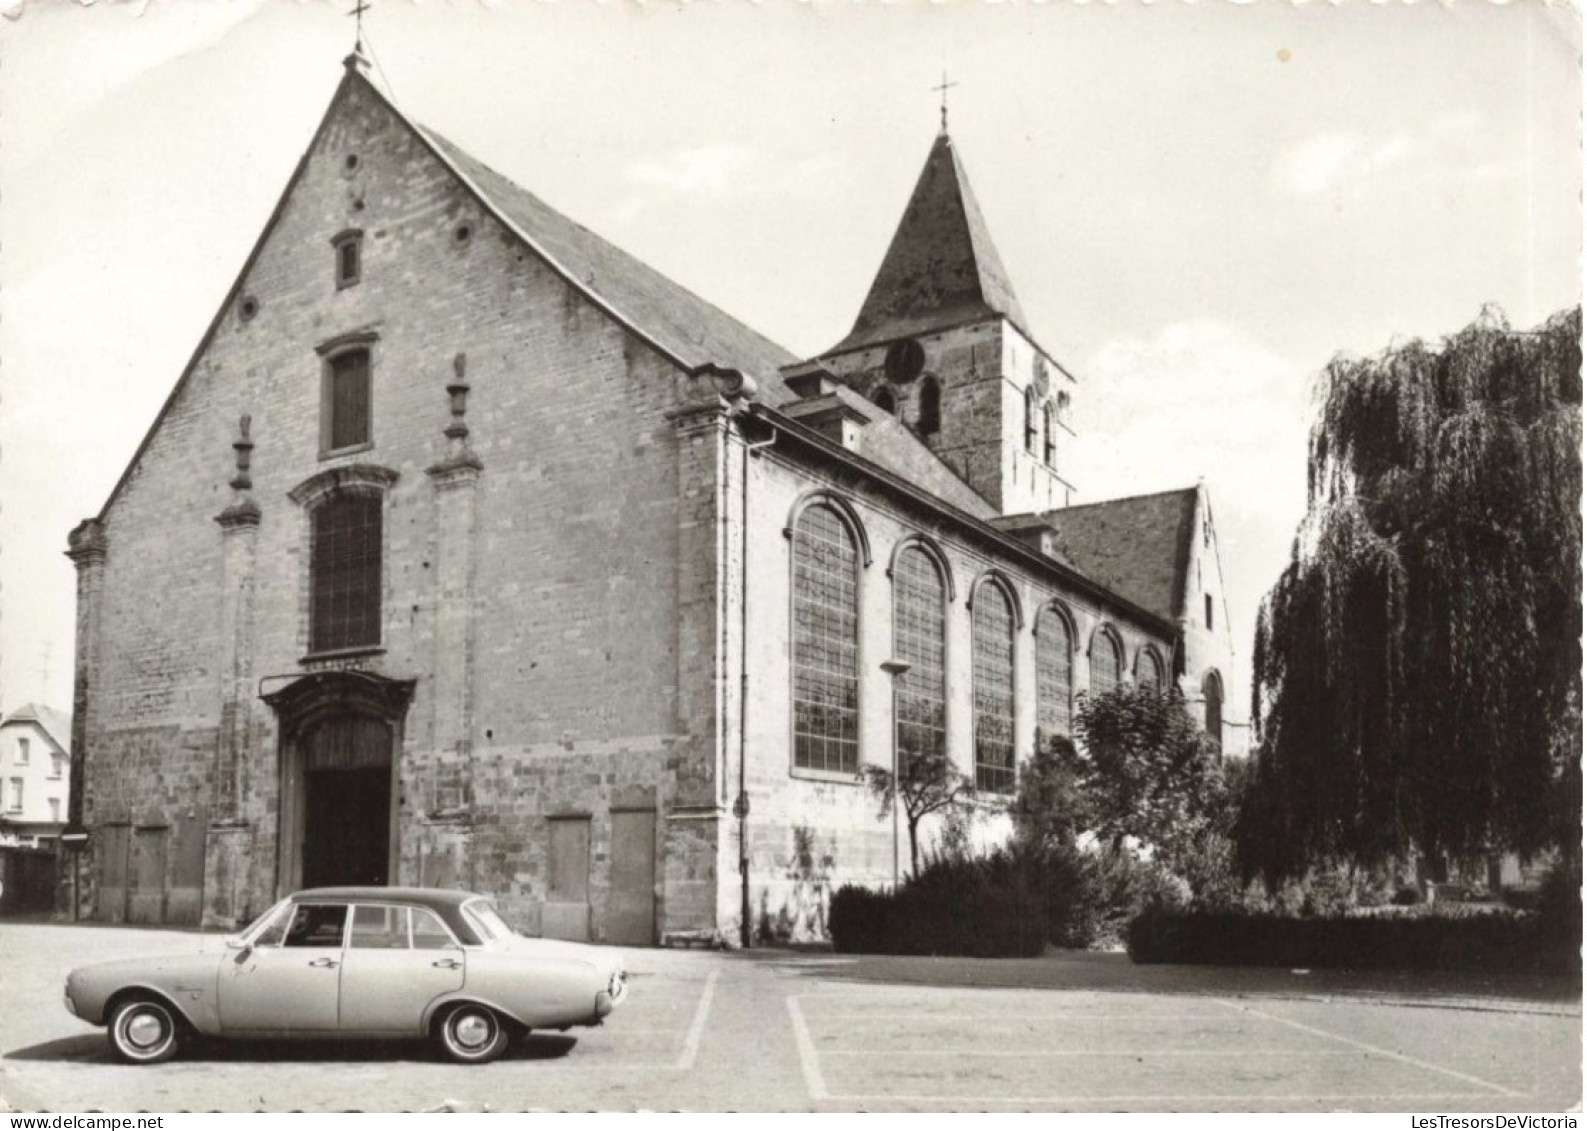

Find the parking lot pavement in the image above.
[
  {"left": 781, "top": 981, "right": 1579, "bottom": 1111},
  {"left": 2, "top": 923, "right": 1579, "bottom": 1112}
]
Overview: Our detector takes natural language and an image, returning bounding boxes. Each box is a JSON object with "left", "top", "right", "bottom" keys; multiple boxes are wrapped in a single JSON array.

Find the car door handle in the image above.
[
  {"left": 308, "top": 957, "right": 340, "bottom": 968},
  {"left": 431, "top": 959, "right": 462, "bottom": 970}
]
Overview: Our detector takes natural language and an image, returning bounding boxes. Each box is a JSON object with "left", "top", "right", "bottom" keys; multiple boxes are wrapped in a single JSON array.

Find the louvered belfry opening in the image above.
[{"left": 310, "top": 492, "right": 382, "bottom": 653}]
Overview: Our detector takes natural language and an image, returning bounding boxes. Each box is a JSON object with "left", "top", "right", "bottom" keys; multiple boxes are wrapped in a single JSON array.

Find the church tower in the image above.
[{"left": 783, "top": 128, "right": 1077, "bottom": 515}]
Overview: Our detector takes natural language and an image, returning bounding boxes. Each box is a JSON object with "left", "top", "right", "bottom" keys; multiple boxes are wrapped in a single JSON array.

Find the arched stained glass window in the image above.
[
  {"left": 1089, "top": 629, "right": 1122, "bottom": 699},
  {"left": 1024, "top": 387, "right": 1039, "bottom": 454},
  {"left": 1043, "top": 404, "right": 1057, "bottom": 466},
  {"left": 872, "top": 385, "right": 897, "bottom": 415},
  {"left": 792, "top": 504, "right": 860, "bottom": 773},
  {"left": 972, "top": 582, "right": 1016, "bottom": 793},
  {"left": 892, "top": 546, "right": 946, "bottom": 769},
  {"left": 1035, "top": 606, "right": 1073, "bottom": 741},
  {"left": 1136, "top": 648, "right": 1164, "bottom": 692}
]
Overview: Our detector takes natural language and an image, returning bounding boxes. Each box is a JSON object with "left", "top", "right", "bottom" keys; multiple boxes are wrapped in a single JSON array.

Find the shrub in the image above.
[
  {"left": 1126, "top": 905, "right": 1577, "bottom": 973},
  {"left": 829, "top": 841, "right": 1182, "bottom": 956}
]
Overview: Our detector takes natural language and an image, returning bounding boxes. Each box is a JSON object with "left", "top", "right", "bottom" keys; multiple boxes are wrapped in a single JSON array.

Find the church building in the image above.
[{"left": 64, "top": 55, "right": 1235, "bottom": 945}]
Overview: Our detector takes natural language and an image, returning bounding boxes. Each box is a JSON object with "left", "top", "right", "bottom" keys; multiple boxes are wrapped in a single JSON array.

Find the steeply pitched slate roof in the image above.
[
  {"left": 2, "top": 703, "right": 71, "bottom": 751},
  {"left": 417, "top": 126, "right": 798, "bottom": 395},
  {"left": 1051, "top": 488, "right": 1200, "bottom": 622},
  {"left": 829, "top": 132, "right": 1027, "bottom": 355}
]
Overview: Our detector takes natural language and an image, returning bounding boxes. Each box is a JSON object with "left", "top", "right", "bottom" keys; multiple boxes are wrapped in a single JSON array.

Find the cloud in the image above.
[
  {"left": 1268, "top": 113, "right": 1512, "bottom": 199},
  {"left": 615, "top": 144, "right": 838, "bottom": 223},
  {"left": 628, "top": 143, "right": 755, "bottom": 196}
]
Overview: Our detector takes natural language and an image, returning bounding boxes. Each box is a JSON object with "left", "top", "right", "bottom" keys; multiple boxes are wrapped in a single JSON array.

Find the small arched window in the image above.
[
  {"left": 1035, "top": 606, "right": 1073, "bottom": 741},
  {"left": 1203, "top": 670, "right": 1224, "bottom": 753},
  {"left": 1043, "top": 404, "right": 1057, "bottom": 466},
  {"left": 918, "top": 377, "right": 941, "bottom": 436},
  {"left": 892, "top": 545, "right": 947, "bottom": 769},
  {"left": 310, "top": 491, "right": 383, "bottom": 653},
  {"left": 331, "top": 229, "right": 363, "bottom": 289},
  {"left": 1136, "top": 648, "right": 1164, "bottom": 692},
  {"left": 791, "top": 503, "right": 860, "bottom": 774},
  {"left": 1024, "top": 387, "right": 1039, "bottom": 454},
  {"left": 1089, "top": 628, "right": 1122, "bottom": 698},
  {"left": 872, "top": 385, "right": 897, "bottom": 415},
  {"left": 972, "top": 581, "right": 1017, "bottom": 793}
]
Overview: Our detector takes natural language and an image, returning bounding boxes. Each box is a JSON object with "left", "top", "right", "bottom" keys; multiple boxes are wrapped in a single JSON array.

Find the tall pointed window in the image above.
[
  {"left": 1136, "top": 647, "right": 1164, "bottom": 692},
  {"left": 1024, "top": 387, "right": 1039, "bottom": 454},
  {"left": 972, "top": 581, "right": 1016, "bottom": 793},
  {"left": 872, "top": 385, "right": 897, "bottom": 415},
  {"left": 310, "top": 492, "right": 383, "bottom": 653},
  {"left": 1043, "top": 404, "right": 1057, "bottom": 466},
  {"left": 892, "top": 546, "right": 946, "bottom": 769},
  {"left": 792, "top": 504, "right": 860, "bottom": 774},
  {"left": 1089, "top": 628, "right": 1122, "bottom": 699},
  {"left": 1035, "top": 606, "right": 1073, "bottom": 742},
  {"left": 918, "top": 377, "right": 941, "bottom": 436},
  {"left": 1203, "top": 670, "right": 1224, "bottom": 754}
]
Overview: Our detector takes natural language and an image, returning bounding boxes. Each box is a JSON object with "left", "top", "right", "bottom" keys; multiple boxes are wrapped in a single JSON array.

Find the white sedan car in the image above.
[{"left": 64, "top": 887, "right": 628, "bottom": 1064}]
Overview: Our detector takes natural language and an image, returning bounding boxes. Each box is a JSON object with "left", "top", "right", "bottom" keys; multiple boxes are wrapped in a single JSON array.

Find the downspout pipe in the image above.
[{"left": 737, "top": 421, "right": 777, "bottom": 948}]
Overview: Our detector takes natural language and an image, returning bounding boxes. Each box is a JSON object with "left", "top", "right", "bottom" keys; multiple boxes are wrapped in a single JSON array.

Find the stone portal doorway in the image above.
[{"left": 263, "top": 671, "right": 414, "bottom": 896}]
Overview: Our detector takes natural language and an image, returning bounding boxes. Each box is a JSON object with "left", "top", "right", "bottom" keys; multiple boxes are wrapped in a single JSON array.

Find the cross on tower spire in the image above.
[
  {"left": 932, "top": 70, "right": 958, "bottom": 134},
  {"left": 349, "top": 0, "right": 371, "bottom": 54}
]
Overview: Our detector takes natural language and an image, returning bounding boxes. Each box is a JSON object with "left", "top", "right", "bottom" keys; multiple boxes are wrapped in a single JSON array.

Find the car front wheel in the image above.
[
  {"left": 436, "top": 1004, "right": 509, "bottom": 1064},
  {"left": 108, "top": 997, "right": 182, "bottom": 1064}
]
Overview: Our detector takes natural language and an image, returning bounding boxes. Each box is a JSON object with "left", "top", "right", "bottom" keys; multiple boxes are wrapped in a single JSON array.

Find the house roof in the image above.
[
  {"left": 1049, "top": 487, "right": 1201, "bottom": 622},
  {"left": 828, "top": 132, "right": 1027, "bottom": 356},
  {"left": 1, "top": 703, "right": 71, "bottom": 751}
]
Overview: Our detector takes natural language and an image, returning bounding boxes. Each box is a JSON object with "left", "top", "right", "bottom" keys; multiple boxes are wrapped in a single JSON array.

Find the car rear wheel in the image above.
[
  {"left": 436, "top": 1003, "right": 509, "bottom": 1064},
  {"left": 108, "top": 997, "right": 182, "bottom": 1064}
]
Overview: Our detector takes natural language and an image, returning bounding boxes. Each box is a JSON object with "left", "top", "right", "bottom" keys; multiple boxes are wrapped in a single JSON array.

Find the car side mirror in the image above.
[{"left": 225, "top": 936, "right": 251, "bottom": 958}]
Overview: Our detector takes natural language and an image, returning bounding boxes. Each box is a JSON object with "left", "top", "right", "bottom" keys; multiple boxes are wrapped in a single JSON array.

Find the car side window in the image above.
[
  {"left": 282, "top": 903, "right": 350, "bottom": 948},
  {"left": 410, "top": 907, "right": 456, "bottom": 950},
  {"left": 349, "top": 904, "right": 407, "bottom": 949}
]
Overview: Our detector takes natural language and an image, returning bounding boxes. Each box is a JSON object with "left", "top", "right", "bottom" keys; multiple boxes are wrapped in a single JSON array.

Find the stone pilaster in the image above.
[
  {"left": 206, "top": 415, "right": 261, "bottom": 926},
  {"left": 661, "top": 395, "right": 734, "bottom": 942},
  {"left": 424, "top": 355, "right": 483, "bottom": 883},
  {"left": 61, "top": 517, "right": 107, "bottom": 919}
]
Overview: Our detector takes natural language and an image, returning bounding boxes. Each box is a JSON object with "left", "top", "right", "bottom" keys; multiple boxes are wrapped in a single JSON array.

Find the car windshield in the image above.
[
  {"left": 463, "top": 899, "right": 516, "bottom": 941},
  {"left": 236, "top": 898, "right": 288, "bottom": 942}
]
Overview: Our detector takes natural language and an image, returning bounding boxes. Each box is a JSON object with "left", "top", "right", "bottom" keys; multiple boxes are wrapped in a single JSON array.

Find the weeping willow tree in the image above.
[{"left": 1239, "top": 306, "right": 1582, "bottom": 883}]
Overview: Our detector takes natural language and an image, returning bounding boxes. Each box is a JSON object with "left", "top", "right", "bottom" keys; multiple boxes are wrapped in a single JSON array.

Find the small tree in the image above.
[
  {"left": 1010, "top": 734, "right": 1086, "bottom": 852},
  {"left": 860, "top": 749, "right": 975, "bottom": 879},
  {"left": 1069, "top": 685, "right": 1227, "bottom": 877}
]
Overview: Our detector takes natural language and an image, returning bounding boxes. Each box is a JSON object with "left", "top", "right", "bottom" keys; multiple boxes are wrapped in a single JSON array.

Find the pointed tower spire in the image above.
[{"left": 830, "top": 132, "right": 1027, "bottom": 355}]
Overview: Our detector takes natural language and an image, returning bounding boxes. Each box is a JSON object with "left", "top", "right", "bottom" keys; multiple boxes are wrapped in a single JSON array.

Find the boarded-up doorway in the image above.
[
  {"left": 543, "top": 817, "right": 590, "bottom": 941},
  {"left": 96, "top": 824, "right": 130, "bottom": 923},
  {"left": 608, "top": 809, "right": 656, "bottom": 945},
  {"left": 128, "top": 826, "right": 168, "bottom": 925}
]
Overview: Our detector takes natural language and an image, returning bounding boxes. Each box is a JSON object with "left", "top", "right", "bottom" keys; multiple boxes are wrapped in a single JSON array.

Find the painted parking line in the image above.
[
  {"left": 673, "top": 970, "right": 718, "bottom": 1071},
  {"left": 1211, "top": 999, "right": 1524, "bottom": 1099},
  {"left": 786, "top": 996, "right": 828, "bottom": 1102}
]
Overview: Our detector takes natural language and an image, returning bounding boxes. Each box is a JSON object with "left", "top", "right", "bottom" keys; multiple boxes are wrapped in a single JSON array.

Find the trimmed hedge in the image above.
[
  {"left": 829, "top": 845, "right": 1175, "bottom": 957},
  {"left": 1127, "top": 906, "right": 1579, "bottom": 973}
]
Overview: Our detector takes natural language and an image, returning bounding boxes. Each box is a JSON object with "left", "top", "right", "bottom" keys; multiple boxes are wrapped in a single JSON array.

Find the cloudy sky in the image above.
[{"left": 1, "top": 0, "right": 1579, "bottom": 730}]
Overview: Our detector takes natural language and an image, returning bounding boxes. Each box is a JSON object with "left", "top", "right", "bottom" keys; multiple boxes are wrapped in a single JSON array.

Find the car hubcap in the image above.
[
  {"left": 127, "top": 1013, "right": 165, "bottom": 1049},
  {"left": 454, "top": 1015, "right": 491, "bottom": 1049}
]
